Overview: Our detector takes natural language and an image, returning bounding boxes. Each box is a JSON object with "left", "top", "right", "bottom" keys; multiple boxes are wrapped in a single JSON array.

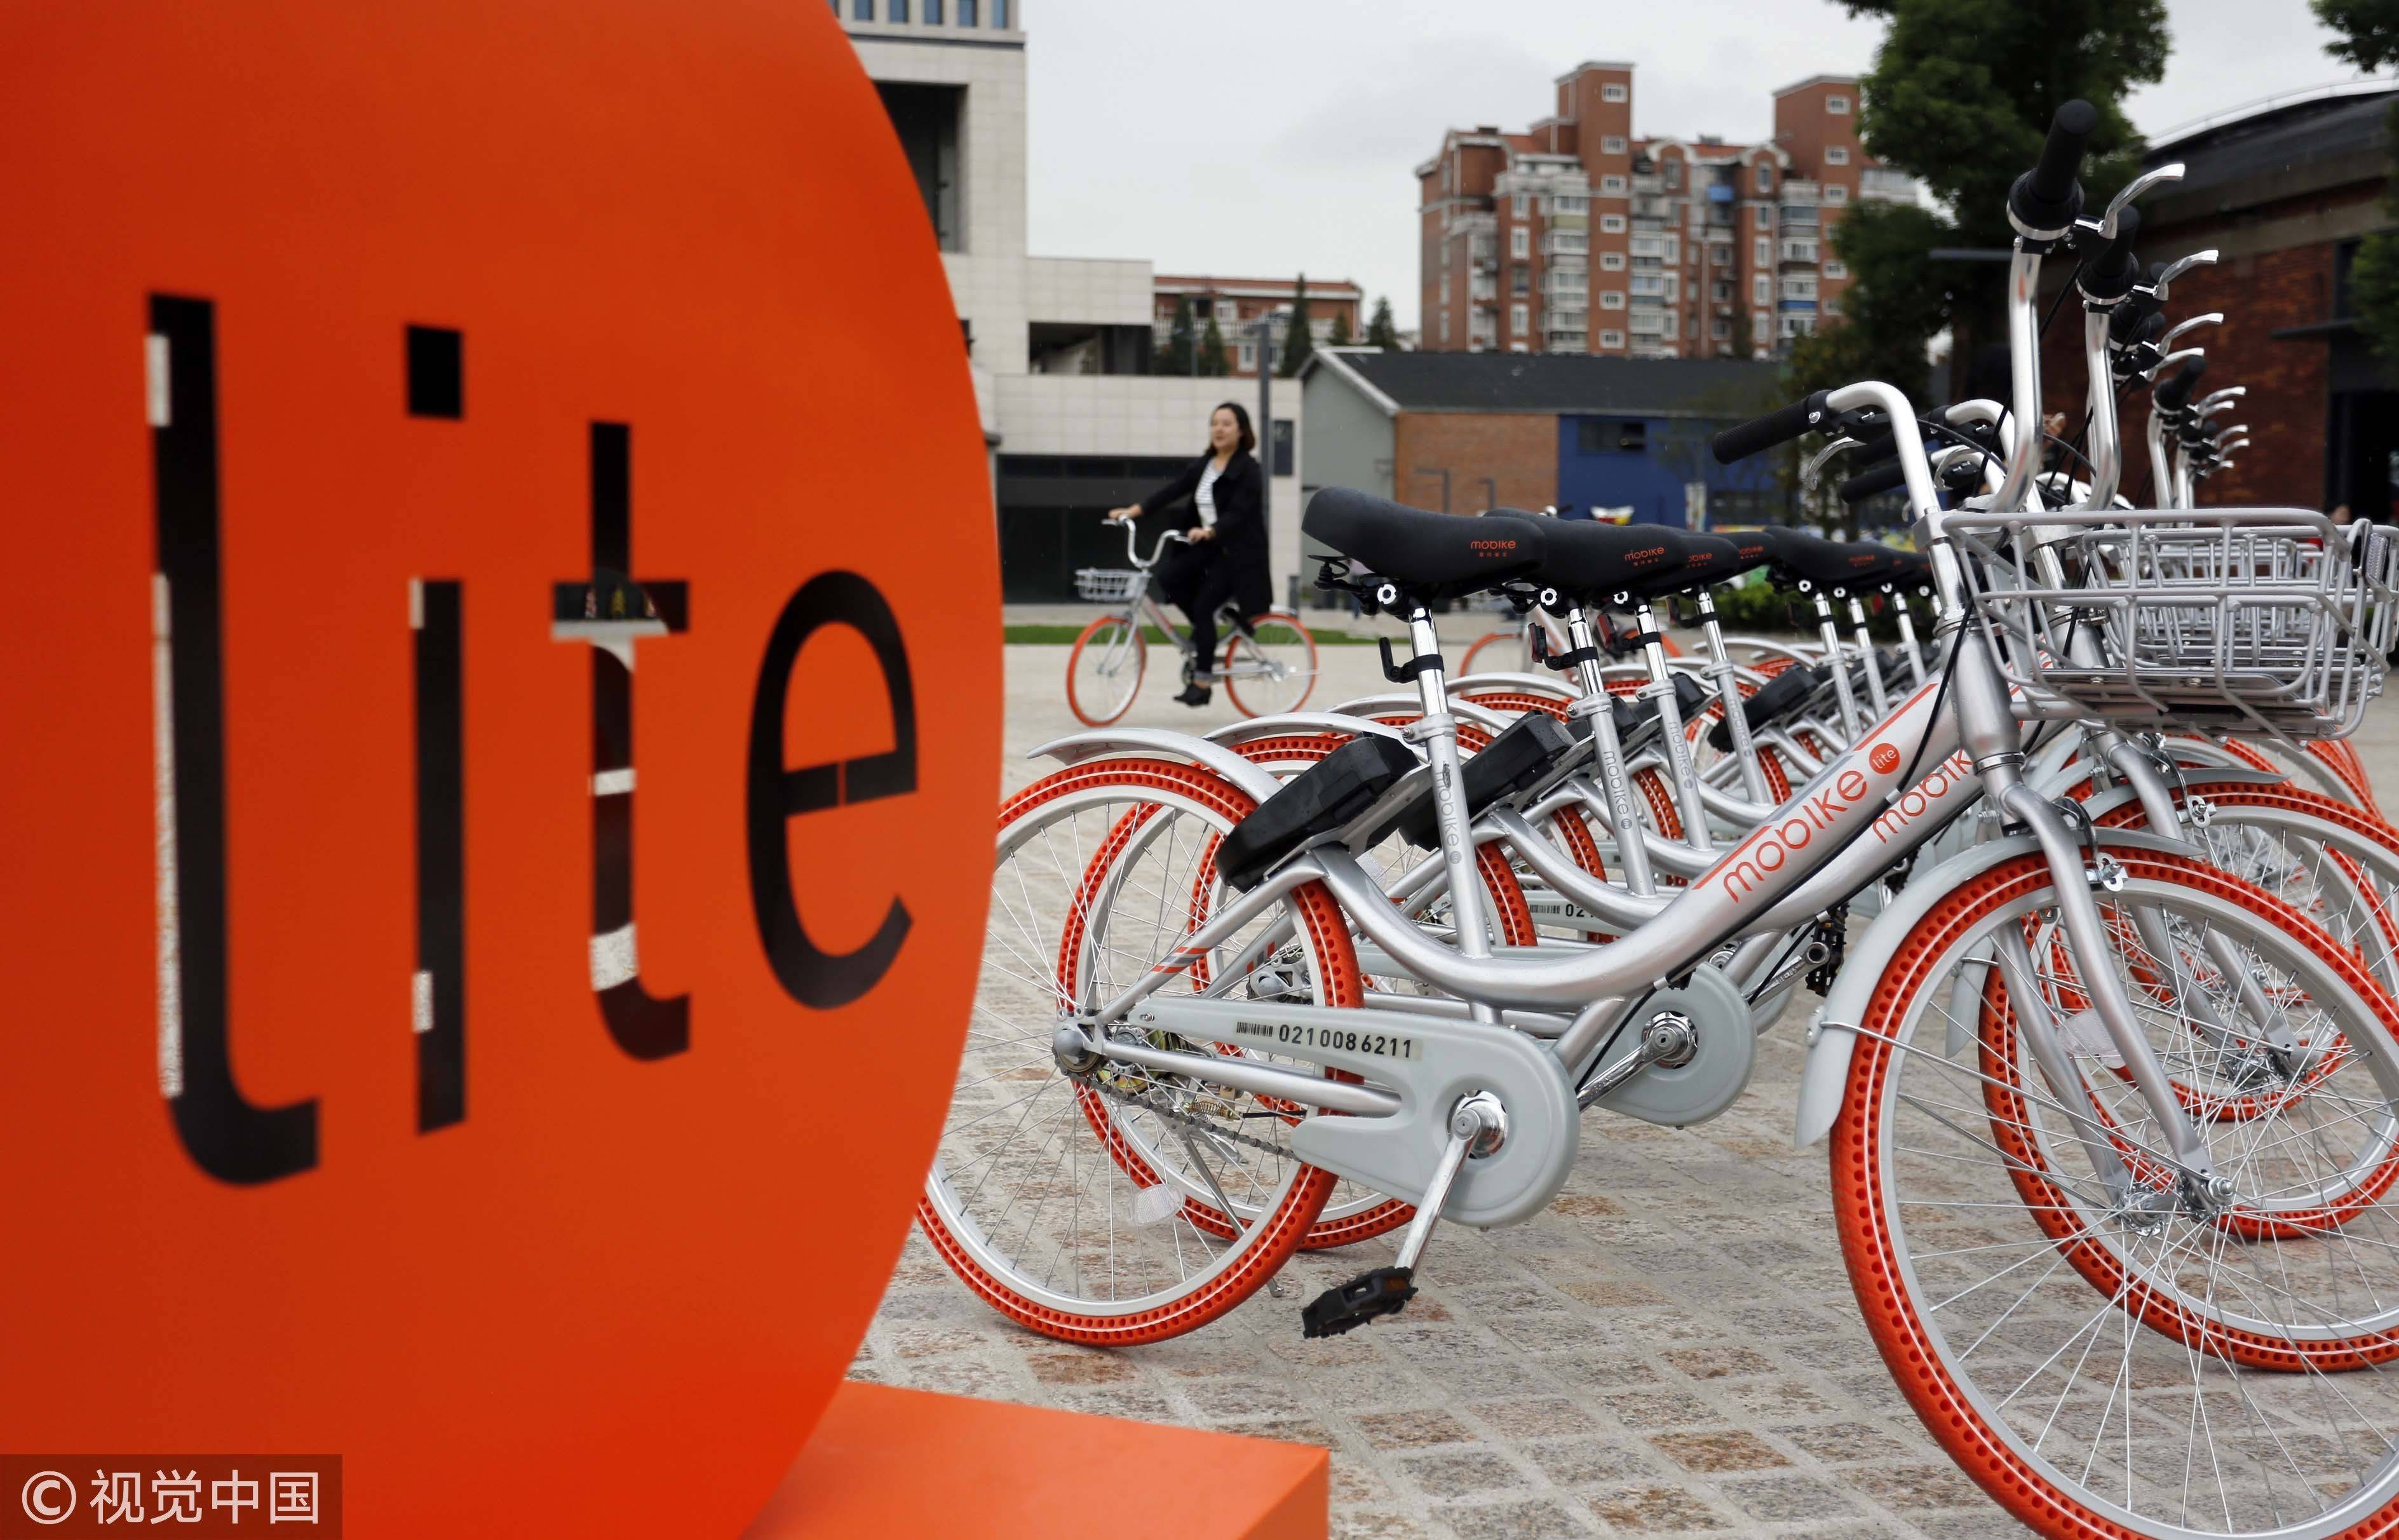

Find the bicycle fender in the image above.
[
  {"left": 1325, "top": 694, "right": 1515, "bottom": 732},
  {"left": 1027, "top": 730, "right": 1282, "bottom": 803},
  {"left": 1205, "top": 713, "right": 1413, "bottom": 750},
  {"left": 2071, "top": 765, "right": 2287, "bottom": 821},
  {"left": 1794, "top": 826, "right": 2192, "bottom": 1149}
]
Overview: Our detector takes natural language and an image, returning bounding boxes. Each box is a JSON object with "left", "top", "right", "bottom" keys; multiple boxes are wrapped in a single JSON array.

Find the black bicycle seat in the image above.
[
  {"left": 1756, "top": 527, "right": 1914, "bottom": 597},
  {"left": 1304, "top": 489, "right": 1546, "bottom": 598},
  {"left": 1537, "top": 522, "right": 1738, "bottom": 603}
]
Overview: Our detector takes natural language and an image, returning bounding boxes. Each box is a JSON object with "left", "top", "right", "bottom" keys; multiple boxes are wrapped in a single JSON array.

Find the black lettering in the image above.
[
  {"left": 147, "top": 294, "right": 319, "bottom": 1184},
  {"left": 412, "top": 579, "right": 466, "bottom": 1131},
  {"left": 746, "top": 572, "right": 917, "bottom": 1009}
]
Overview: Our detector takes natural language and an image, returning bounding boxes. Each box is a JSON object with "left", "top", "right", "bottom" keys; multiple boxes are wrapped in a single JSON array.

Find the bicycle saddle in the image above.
[
  {"left": 1536, "top": 521, "right": 1736, "bottom": 603},
  {"left": 1756, "top": 527, "right": 1914, "bottom": 597},
  {"left": 1303, "top": 489, "right": 1547, "bottom": 598}
]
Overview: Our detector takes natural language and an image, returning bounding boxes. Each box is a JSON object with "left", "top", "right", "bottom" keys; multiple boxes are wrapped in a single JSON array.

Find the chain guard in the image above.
[{"left": 1586, "top": 964, "right": 1754, "bottom": 1128}]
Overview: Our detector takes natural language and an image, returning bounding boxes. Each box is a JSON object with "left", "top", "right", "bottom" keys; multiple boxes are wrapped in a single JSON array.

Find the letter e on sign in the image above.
[{"left": 0, "top": 3, "right": 1001, "bottom": 1534}]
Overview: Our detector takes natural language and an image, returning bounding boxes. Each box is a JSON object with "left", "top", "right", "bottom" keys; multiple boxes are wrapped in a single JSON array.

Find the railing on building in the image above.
[{"left": 1857, "top": 168, "right": 1919, "bottom": 203}]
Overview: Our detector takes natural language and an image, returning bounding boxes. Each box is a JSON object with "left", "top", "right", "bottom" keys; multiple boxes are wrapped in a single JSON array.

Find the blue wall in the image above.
[{"left": 1555, "top": 415, "right": 1785, "bottom": 529}]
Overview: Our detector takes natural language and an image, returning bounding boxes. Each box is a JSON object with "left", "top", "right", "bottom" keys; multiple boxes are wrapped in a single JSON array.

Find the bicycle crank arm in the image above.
[{"left": 1125, "top": 995, "right": 1578, "bottom": 1228}]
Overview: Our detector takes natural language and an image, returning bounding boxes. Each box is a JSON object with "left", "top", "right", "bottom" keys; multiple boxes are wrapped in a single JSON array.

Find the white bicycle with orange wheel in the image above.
[{"left": 1064, "top": 520, "right": 1317, "bottom": 726}]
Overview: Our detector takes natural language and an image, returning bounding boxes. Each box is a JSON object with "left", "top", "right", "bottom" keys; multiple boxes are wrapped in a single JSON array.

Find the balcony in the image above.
[
  {"left": 1779, "top": 206, "right": 1819, "bottom": 231},
  {"left": 1777, "top": 298, "right": 1818, "bottom": 313},
  {"left": 1544, "top": 273, "right": 1588, "bottom": 297},
  {"left": 1858, "top": 167, "right": 1920, "bottom": 203},
  {"left": 1546, "top": 330, "right": 1588, "bottom": 352},
  {"left": 1541, "top": 231, "right": 1589, "bottom": 257},
  {"left": 1470, "top": 280, "right": 1497, "bottom": 303},
  {"left": 1779, "top": 179, "right": 1821, "bottom": 205}
]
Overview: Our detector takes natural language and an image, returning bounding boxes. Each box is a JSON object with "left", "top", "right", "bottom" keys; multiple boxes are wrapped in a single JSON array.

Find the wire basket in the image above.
[
  {"left": 1074, "top": 568, "right": 1143, "bottom": 604},
  {"left": 1945, "top": 508, "right": 2399, "bottom": 738}
]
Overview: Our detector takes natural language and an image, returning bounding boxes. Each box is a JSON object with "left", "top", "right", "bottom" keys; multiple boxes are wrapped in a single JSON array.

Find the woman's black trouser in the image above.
[{"left": 1156, "top": 543, "right": 1246, "bottom": 679}]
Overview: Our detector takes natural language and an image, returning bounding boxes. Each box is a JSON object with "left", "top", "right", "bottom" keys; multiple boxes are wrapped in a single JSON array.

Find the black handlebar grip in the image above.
[
  {"left": 1839, "top": 459, "right": 1912, "bottom": 504},
  {"left": 1711, "top": 389, "right": 1832, "bottom": 464},
  {"left": 2154, "top": 355, "right": 2207, "bottom": 413},
  {"left": 2079, "top": 206, "right": 2142, "bottom": 302},
  {"left": 2028, "top": 100, "right": 2100, "bottom": 206}
]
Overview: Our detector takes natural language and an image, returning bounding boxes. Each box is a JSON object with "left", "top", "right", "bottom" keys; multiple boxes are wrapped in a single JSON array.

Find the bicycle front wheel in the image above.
[
  {"left": 1066, "top": 613, "right": 1145, "bottom": 726},
  {"left": 1835, "top": 848, "right": 2399, "bottom": 1537},
  {"left": 1220, "top": 612, "right": 1317, "bottom": 717}
]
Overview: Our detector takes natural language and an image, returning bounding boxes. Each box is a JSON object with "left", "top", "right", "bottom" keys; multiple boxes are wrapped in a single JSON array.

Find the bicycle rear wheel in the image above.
[
  {"left": 919, "top": 757, "right": 1349, "bottom": 1344},
  {"left": 1835, "top": 848, "right": 2399, "bottom": 1536},
  {"left": 1220, "top": 612, "right": 1316, "bottom": 717},
  {"left": 1066, "top": 614, "right": 1145, "bottom": 727}
]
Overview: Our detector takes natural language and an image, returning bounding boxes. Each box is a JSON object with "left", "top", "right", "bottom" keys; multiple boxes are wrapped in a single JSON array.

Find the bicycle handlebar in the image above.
[
  {"left": 2153, "top": 355, "right": 2207, "bottom": 414},
  {"left": 2010, "top": 98, "right": 2098, "bottom": 234},
  {"left": 1111, "top": 513, "right": 1193, "bottom": 569},
  {"left": 1710, "top": 389, "right": 1832, "bottom": 464}
]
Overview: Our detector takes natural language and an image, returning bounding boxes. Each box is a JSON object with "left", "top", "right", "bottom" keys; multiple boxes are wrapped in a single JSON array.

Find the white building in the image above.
[{"left": 837, "top": 3, "right": 1306, "bottom": 604}]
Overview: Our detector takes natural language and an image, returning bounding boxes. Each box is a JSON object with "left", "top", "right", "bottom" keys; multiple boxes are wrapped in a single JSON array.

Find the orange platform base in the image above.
[{"left": 745, "top": 1380, "right": 1328, "bottom": 1539}]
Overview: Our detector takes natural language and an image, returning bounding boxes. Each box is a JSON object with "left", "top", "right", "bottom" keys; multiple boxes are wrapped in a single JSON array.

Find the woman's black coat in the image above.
[{"left": 1137, "top": 448, "right": 1273, "bottom": 619}]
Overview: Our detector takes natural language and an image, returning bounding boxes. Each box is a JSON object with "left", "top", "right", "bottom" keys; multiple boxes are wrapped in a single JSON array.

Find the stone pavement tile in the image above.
[
  {"left": 1846, "top": 1462, "right": 2000, "bottom": 1513},
  {"left": 1544, "top": 1354, "right": 1662, "bottom": 1389},
  {"left": 1558, "top": 1280, "right": 1670, "bottom": 1310},
  {"left": 1769, "top": 1332, "right": 1877, "bottom": 1369},
  {"left": 1551, "top": 1193, "right": 1626, "bottom": 1218},
  {"left": 1834, "top": 1370, "right": 1916, "bottom": 1414},
  {"left": 902, "top": 1355, "right": 1025, "bottom": 1400},
  {"left": 1660, "top": 1346, "right": 1776, "bottom": 1381},
  {"left": 1583, "top": 1483, "right": 1733, "bottom": 1532},
  {"left": 1178, "top": 1376, "right": 1313, "bottom": 1418},
  {"left": 1769, "top": 1420, "right": 1922, "bottom": 1464},
  {"left": 1468, "top": 1396, "right": 1601, "bottom": 1440},
  {"left": 1725, "top": 1378, "right": 1841, "bottom": 1419},
  {"left": 1522, "top": 1438, "right": 1668, "bottom": 1489},
  {"left": 1023, "top": 1347, "right": 1143, "bottom": 1386},
  {"left": 1598, "top": 1390, "right": 1727, "bottom": 1431},
  {"left": 1713, "top": 1474, "right": 1865, "bottom": 1522},
  {"left": 1330, "top": 1459, "right": 1399, "bottom": 1508},
  {"left": 1415, "top": 1356, "right": 1565, "bottom": 1399},
  {"left": 1395, "top": 1450, "right": 1526, "bottom": 1499},
  {"left": 1438, "top": 1497, "right": 1594, "bottom": 1537},
  {"left": 1651, "top": 1429, "right": 1792, "bottom": 1473},
  {"left": 1331, "top": 1510, "right": 1428, "bottom": 1540},
  {"left": 1053, "top": 1386, "right": 1179, "bottom": 1422},
  {"left": 1353, "top": 1408, "right": 1478, "bottom": 1449}
]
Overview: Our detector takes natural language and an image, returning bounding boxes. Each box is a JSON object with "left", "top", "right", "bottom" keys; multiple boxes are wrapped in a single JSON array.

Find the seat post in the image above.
[
  {"left": 1890, "top": 590, "right": 1928, "bottom": 686},
  {"left": 1632, "top": 600, "right": 1712, "bottom": 853},
  {"left": 1810, "top": 591, "right": 1863, "bottom": 738},
  {"left": 1846, "top": 597, "right": 1890, "bottom": 717},
  {"left": 1690, "top": 587, "right": 1773, "bottom": 804},
  {"left": 1400, "top": 604, "right": 1497, "bottom": 999},
  {"left": 1562, "top": 605, "right": 1656, "bottom": 896}
]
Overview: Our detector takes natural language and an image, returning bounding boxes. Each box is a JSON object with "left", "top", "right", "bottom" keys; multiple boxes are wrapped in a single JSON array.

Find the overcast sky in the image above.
[{"left": 1024, "top": 0, "right": 2379, "bottom": 334}]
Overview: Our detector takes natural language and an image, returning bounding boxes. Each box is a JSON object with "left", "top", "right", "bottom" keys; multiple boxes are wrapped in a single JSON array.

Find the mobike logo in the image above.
[
  {"left": 1471, "top": 539, "right": 1518, "bottom": 554},
  {"left": 4, "top": 2, "right": 999, "bottom": 1533},
  {"left": 1632, "top": 546, "right": 1666, "bottom": 564},
  {"left": 1717, "top": 767, "right": 1873, "bottom": 903},
  {"left": 1871, "top": 749, "right": 1975, "bottom": 844},
  {"left": 1869, "top": 743, "right": 1902, "bottom": 775}
]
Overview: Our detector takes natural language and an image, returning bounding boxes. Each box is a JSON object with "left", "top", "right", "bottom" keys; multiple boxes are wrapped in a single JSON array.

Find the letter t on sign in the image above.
[{"left": 552, "top": 422, "right": 692, "bottom": 1060}]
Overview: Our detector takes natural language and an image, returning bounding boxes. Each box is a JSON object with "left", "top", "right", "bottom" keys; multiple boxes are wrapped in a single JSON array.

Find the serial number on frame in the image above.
[{"left": 1236, "top": 1022, "right": 1419, "bottom": 1060}]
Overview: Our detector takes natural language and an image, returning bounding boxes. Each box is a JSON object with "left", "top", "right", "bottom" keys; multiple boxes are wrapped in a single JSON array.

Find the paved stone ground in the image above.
[{"left": 854, "top": 643, "right": 2399, "bottom": 1539}]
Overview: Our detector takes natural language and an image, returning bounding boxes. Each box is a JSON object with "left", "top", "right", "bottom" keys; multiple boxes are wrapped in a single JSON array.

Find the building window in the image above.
[
  {"left": 1752, "top": 274, "right": 1770, "bottom": 305},
  {"left": 1780, "top": 274, "right": 1818, "bottom": 301},
  {"left": 1712, "top": 316, "right": 1731, "bottom": 339},
  {"left": 1513, "top": 193, "right": 1529, "bottom": 217},
  {"left": 1663, "top": 159, "right": 1682, "bottom": 190},
  {"left": 1754, "top": 165, "right": 1773, "bottom": 194},
  {"left": 1823, "top": 259, "right": 1848, "bottom": 280},
  {"left": 1511, "top": 226, "right": 1530, "bottom": 259},
  {"left": 1238, "top": 341, "right": 1255, "bottom": 371},
  {"left": 1600, "top": 330, "right": 1626, "bottom": 348},
  {"left": 1600, "top": 213, "right": 1627, "bottom": 233},
  {"left": 993, "top": 0, "right": 1008, "bottom": 24},
  {"left": 1511, "top": 265, "right": 1530, "bottom": 295},
  {"left": 1599, "top": 290, "right": 1626, "bottom": 310},
  {"left": 877, "top": 81, "right": 964, "bottom": 251},
  {"left": 1600, "top": 175, "right": 1628, "bottom": 196},
  {"left": 1511, "top": 302, "right": 1529, "bottom": 333},
  {"left": 1827, "top": 93, "right": 1851, "bottom": 114},
  {"left": 1600, "top": 251, "right": 1626, "bottom": 271},
  {"left": 1823, "top": 300, "right": 1842, "bottom": 318},
  {"left": 1630, "top": 273, "right": 1665, "bottom": 296},
  {"left": 925, "top": 0, "right": 942, "bottom": 18},
  {"left": 1825, "top": 145, "right": 1849, "bottom": 166},
  {"left": 1754, "top": 236, "right": 1770, "bottom": 265},
  {"left": 1754, "top": 204, "right": 1770, "bottom": 228},
  {"left": 1825, "top": 184, "right": 1848, "bottom": 204},
  {"left": 853, "top": 0, "right": 872, "bottom": 17},
  {"left": 1712, "top": 280, "right": 1732, "bottom": 302},
  {"left": 958, "top": 0, "right": 976, "bottom": 22},
  {"left": 1751, "top": 308, "right": 1770, "bottom": 340},
  {"left": 1663, "top": 234, "right": 1679, "bottom": 262},
  {"left": 1781, "top": 238, "right": 1818, "bottom": 262},
  {"left": 1602, "top": 135, "right": 1628, "bottom": 154},
  {"left": 1710, "top": 243, "right": 1731, "bottom": 267},
  {"left": 1440, "top": 311, "right": 1451, "bottom": 344},
  {"left": 1602, "top": 83, "right": 1628, "bottom": 103}
]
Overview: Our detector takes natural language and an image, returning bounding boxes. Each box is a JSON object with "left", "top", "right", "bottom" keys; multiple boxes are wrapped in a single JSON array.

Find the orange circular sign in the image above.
[
  {"left": 0, "top": 3, "right": 997, "bottom": 1534},
  {"left": 1870, "top": 743, "right": 1903, "bottom": 775}
]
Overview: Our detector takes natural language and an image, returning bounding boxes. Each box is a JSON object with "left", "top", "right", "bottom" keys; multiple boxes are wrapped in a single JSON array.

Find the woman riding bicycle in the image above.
[{"left": 1107, "top": 402, "right": 1269, "bottom": 707}]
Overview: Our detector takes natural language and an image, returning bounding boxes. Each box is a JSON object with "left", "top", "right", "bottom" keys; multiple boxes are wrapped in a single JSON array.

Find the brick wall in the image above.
[
  {"left": 1392, "top": 412, "right": 1558, "bottom": 513},
  {"left": 2039, "top": 243, "right": 2336, "bottom": 509}
]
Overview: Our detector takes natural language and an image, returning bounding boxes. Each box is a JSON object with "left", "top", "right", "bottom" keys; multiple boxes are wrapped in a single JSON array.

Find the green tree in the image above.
[
  {"left": 1276, "top": 274, "right": 1315, "bottom": 377},
  {"left": 1197, "top": 316, "right": 1230, "bottom": 377},
  {"left": 1802, "top": 0, "right": 2170, "bottom": 395},
  {"left": 1326, "top": 307, "right": 1353, "bottom": 348},
  {"left": 2315, "top": 0, "right": 2399, "bottom": 361},
  {"left": 1157, "top": 296, "right": 1196, "bottom": 375},
  {"left": 1365, "top": 296, "right": 1402, "bottom": 349}
]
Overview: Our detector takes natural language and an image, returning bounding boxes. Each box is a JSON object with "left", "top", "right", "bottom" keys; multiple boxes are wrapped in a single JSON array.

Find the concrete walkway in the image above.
[{"left": 855, "top": 645, "right": 2399, "bottom": 1539}]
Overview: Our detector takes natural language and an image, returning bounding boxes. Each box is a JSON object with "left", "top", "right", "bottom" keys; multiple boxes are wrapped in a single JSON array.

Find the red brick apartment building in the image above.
[
  {"left": 2037, "top": 84, "right": 2399, "bottom": 513},
  {"left": 1419, "top": 64, "right": 1919, "bottom": 360},
  {"left": 1151, "top": 274, "right": 1364, "bottom": 378}
]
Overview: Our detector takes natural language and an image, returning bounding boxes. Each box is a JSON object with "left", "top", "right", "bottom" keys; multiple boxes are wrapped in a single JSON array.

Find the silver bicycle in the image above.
[{"left": 1064, "top": 520, "right": 1317, "bottom": 725}]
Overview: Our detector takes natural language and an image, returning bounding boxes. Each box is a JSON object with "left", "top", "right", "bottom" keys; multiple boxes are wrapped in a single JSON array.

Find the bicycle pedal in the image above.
[{"left": 1300, "top": 1266, "right": 1416, "bottom": 1338}]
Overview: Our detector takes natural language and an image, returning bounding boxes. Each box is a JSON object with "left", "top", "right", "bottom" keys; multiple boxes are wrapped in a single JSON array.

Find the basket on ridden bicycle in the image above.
[
  {"left": 1945, "top": 508, "right": 2399, "bottom": 738},
  {"left": 1074, "top": 567, "right": 1144, "bottom": 603}
]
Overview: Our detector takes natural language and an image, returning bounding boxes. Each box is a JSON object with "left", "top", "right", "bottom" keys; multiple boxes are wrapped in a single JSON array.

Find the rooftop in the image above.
[
  {"left": 2142, "top": 80, "right": 2399, "bottom": 213},
  {"left": 1306, "top": 349, "right": 1781, "bottom": 416}
]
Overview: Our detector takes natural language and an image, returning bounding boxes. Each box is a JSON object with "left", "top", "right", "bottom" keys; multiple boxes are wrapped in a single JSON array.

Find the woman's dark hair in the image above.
[{"left": 1210, "top": 400, "right": 1257, "bottom": 456}]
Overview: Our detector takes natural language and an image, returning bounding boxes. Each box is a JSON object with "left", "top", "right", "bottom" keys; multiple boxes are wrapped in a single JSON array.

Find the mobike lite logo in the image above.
[
  {"left": 1, "top": 3, "right": 999, "bottom": 1535},
  {"left": 1716, "top": 767, "right": 1875, "bottom": 903},
  {"left": 1870, "top": 743, "right": 1902, "bottom": 775}
]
